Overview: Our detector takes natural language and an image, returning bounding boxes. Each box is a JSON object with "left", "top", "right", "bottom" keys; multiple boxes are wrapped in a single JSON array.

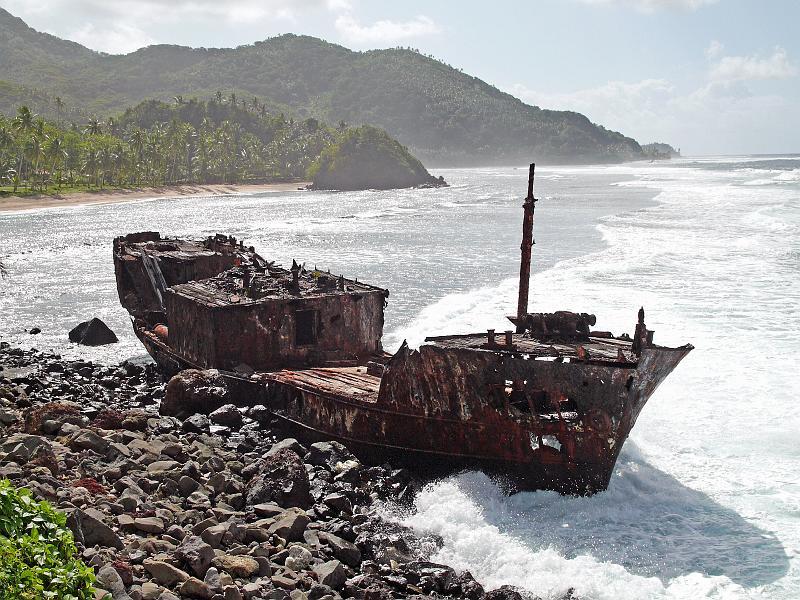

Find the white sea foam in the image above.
[
  {"left": 2, "top": 158, "right": 798, "bottom": 598},
  {"left": 383, "top": 158, "right": 800, "bottom": 599}
]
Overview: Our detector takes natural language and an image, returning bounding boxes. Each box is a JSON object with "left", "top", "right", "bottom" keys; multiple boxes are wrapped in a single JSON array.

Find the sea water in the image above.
[{"left": 1, "top": 157, "right": 798, "bottom": 599}]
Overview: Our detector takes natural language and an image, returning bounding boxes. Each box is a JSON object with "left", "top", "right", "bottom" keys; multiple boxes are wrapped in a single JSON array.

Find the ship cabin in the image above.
[{"left": 114, "top": 232, "right": 389, "bottom": 373}]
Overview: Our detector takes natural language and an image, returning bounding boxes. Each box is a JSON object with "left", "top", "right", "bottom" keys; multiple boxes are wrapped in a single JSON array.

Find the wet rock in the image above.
[
  {"left": 183, "top": 413, "right": 210, "bottom": 434},
  {"left": 451, "top": 571, "right": 486, "bottom": 600},
  {"left": 0, "top": 408, "right": 20, "bottom": 425},
  {"left": 1, "top": 433, "right": 52, "bottom": 462},
  {"left": 323, "top": 492, "right": 352, "bottom": 515},
  {"left": 267, "top": 508, "right": 311, "bottom": 542},
  {"left": 209, "top": 404, "right": 243, "bottom": 428},
  {"left": 305, "top": 441, "right": 355, "bottom": 470},
  {"left": 68, "top": 318, "right": 118, "bottom": 346},
  {"left": 313, "top": 560, "right": 346, "bottom": 590},
  {"left": 70, "top": 429, "right": 110, "bottom": 453},
  {"left": 252, "top": 502, "right": 284, "bottom": 518},
  {"left": 344, "top": 575, "right": 394, "bottom": 600},
  {"left": 324, "top": 533, "right": 361, "bottom": 567},
  {"left": 161, "top": 370, "right": 229, "bottom": 418},
  {"left": 246, "top": 448, "right": 312, "bottom": 509},
  {"left": 266, "top": 438, "right": 307, "bottom": 458},
  {"left": 484, "top": 586, "right": 526, "bottom": 600}
]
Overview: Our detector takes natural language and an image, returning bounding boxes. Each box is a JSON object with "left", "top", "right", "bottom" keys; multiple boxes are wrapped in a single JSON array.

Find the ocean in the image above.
[{"left": 1, "top": 156, "right": 798, "bottom": 599}]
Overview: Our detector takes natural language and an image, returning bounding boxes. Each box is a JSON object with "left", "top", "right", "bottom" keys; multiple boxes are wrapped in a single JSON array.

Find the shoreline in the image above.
[
  {"left": 0, "top": 181, "right": 310, "bottom": 213},
  {"left": 0, "top": 342, "right": 571, "bottom": 600}
]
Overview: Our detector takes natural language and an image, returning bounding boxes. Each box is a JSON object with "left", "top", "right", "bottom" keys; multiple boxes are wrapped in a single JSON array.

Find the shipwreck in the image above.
[{"left": 113, "top": 164, "right": 692, "bottom": 494}]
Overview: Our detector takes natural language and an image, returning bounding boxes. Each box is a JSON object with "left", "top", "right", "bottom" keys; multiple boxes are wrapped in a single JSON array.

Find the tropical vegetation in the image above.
[
  {"left": 0, "top": 479, "right": 96, "bottom": 599},
  {"left": 0, "top": 97, "right": 380, "bottom": 195},
  {"left": 310, "top": 125, "right": 444, "bottom": 190},
  {"left": 0, "top": 8, "right": 646, "bottom": 166}
]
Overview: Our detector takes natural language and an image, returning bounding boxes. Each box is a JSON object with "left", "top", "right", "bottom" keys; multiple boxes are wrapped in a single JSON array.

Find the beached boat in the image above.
[{"left": 113, "top": 164, "right": 692, "bottom": 494}]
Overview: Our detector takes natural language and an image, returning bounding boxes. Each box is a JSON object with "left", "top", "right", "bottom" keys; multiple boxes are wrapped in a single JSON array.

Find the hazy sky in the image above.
[{"left": 3, "top": 0, "right": 798, "bottom": 155}]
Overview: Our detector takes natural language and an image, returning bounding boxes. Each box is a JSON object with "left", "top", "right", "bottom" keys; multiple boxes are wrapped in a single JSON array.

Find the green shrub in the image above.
[{"left": 0, "top": 479, "right": 96, "bottom": 599}]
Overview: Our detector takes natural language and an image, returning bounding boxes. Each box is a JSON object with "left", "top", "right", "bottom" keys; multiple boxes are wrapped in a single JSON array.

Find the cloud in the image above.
[
  {"left": 69, "top": 22, "right": 156, "bottom": 55},
  {"left": 3, "top": 0, "right": 348, "bottom": 33},
  {"left": 576, "top": 0, "right": 719, "bottom": 11},
  {"left": 2, "top": 0, "right": 356, "bottom": 53},
  {"left": 510, "top": 78, "right": 676, "bottom": 139},
  {"left": 334, "top": 14, "right": 440, "bottom": 45},
  {"left": 506, "top": 68, "right": 795, "bottom": 153},
  {"left": 709, "top": 47, "right": 797, "bottom": 82},
  {"left": 705, "top": 40, "right": 724, "bottom": 59}
]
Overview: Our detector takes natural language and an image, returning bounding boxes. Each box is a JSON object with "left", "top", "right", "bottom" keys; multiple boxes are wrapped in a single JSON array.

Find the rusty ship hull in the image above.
[
  {"left": 113, "top": 165, "right": 692, "bottom": 495},
  {"left": 127, "top": 318, "right": 689, "bottom": 494}
]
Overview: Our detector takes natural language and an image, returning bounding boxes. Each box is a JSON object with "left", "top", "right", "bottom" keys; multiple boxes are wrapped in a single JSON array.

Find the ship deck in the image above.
[
  {"left": 261, "top": 366, "right": 381, "bottom": 403},
  {"left": 425, "top": 332, "right": 636, "bottom": 363}
]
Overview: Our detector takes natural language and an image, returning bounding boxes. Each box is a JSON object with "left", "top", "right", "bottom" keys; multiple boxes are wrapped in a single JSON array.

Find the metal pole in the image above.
[{"left": 516, "top": 163, "right": 537, "bottom": 332}]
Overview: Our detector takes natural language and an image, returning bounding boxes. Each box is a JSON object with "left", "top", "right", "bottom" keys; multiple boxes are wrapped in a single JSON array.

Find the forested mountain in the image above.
[{"left": 0, "top": 8, "right": 644, "bottom": 166}]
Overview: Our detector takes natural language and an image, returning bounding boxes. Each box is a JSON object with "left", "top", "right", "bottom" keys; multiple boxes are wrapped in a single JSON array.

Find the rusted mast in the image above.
[{"left": 516, "top": 163, "right": 537, "bottom": 332}]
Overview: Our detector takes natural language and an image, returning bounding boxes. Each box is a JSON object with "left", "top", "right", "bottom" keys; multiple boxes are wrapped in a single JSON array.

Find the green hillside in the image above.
[
  {"left": 0, "top": 8, "right": 644, "bottom": 166},
  {"left": 309, "top": 125, "right": 445, "bottom": 190}
]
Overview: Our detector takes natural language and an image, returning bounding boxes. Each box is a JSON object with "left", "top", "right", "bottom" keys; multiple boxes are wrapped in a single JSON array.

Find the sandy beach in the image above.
[{"left": 0, "top": 181, "right": 310, "bottom": 213}]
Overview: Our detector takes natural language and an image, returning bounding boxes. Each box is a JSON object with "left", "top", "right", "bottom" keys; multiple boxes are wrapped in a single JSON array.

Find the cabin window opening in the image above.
[
  {"left": 507, "top": 379, "right": 531, "bottom": 414},
  {"left": 542, "top": 435, "right": 562, "bottom": 452},
  {"left": 561, "top": 397, "right": 578, "bottom": 412},
  {"left": 531, "top": 390, "right": 549, "bottom": 413},
  {"left": 295, "top": 310, "right": 318, "bottom": 346}
]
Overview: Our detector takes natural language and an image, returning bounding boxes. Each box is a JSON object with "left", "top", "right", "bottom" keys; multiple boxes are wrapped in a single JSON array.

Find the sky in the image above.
[{"left": 2, "top": 0, "right": 798, "bottom": 155}]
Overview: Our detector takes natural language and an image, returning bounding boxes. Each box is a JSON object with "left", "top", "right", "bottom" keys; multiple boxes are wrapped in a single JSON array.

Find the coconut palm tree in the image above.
[
  {"left": 54, "top": 96, "right": 65, "bottom": 126},
  {"left": 84, "top": 118, "right": 102, "bottom": 136},
  {"left": 12, "top": 106, "right": 35, "bottom": 134},
  {"left": 82, "top": 148, "right": 99, "bottom": 187},
  {"left": 46, "top": 137, "right": 67, "bottom": 190},
  {"left": 12, "top": 106, "right": 36, "bottom": 188}
]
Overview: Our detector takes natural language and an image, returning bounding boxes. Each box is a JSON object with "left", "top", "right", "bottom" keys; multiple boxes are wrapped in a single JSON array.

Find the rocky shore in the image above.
[{"left": 0, "top": 342, "right": 576, "bottom": 600}]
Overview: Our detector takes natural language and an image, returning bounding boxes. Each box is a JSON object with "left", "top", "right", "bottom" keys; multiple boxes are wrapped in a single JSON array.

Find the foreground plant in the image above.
[{"left": 0, "top": 479, "right": 96, "bottom": 599}]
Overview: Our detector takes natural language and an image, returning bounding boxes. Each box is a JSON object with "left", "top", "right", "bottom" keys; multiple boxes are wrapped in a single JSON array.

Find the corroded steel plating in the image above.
[{"left": 113, "top": 167, "right": 693, "bottom": 495}]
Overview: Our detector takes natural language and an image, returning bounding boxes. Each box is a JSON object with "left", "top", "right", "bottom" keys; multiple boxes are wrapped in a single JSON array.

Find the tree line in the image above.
[{"left": 0, "top": 96, "right": 345, "bottom": 194}]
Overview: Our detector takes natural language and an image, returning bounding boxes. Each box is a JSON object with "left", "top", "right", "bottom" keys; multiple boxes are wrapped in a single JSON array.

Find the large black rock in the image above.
[{"left": 68, "top": 318, "right": 118, "bottom": 346}]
